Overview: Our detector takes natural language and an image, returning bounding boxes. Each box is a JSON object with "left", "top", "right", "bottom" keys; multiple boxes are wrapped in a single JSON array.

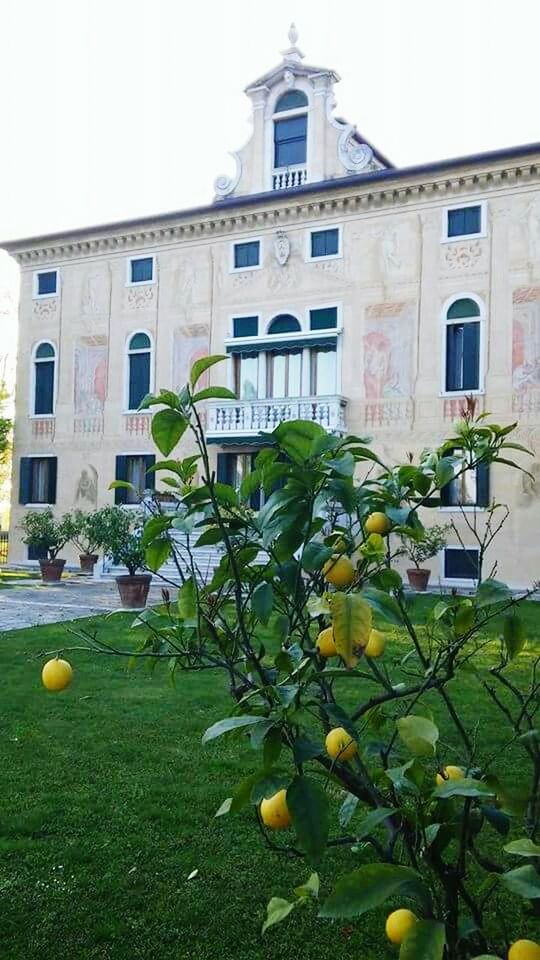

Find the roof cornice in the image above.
[{"left": 3, "top": 142, "right": 540, "bottom": 265}]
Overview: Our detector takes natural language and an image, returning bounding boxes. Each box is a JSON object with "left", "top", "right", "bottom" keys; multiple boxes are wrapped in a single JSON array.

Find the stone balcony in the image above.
[
  {"left": 206, "top": 395, "right": 347, "bottom": 442},
  {"left": 272, "top": 166, "right": 307, "bottom": 190}
]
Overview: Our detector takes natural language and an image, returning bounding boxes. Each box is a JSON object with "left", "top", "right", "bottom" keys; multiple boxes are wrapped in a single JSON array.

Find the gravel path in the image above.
[{"left": 0, "top": 577, "right": 168, "bottom": 631}]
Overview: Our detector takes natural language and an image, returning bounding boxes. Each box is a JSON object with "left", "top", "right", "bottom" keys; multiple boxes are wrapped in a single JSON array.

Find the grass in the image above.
[
  {"left": 0, "top": 598, "right": 539, "bottom": 959},
  {"left": 0, "top": 569, "right": 40, "bottom": 588}
]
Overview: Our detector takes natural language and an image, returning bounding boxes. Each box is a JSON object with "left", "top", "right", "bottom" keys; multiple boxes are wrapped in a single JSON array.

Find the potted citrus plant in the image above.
[
  {"left": 70, "top": 506, "right": 122, "bottom": 575},
  {"left": 105, "top": 513, "right": 151, "bottom": 608},
  {"left": 20, "top": 509, "right": 75, "bottom": 583},
  {"left": 401, "top": 524, "right": 449, "bottom": 591}
]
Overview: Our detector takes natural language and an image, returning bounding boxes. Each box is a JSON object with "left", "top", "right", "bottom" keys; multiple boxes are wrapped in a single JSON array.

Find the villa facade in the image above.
[{"left": 3, "top": 27, "right": 540, "bottom": 587}]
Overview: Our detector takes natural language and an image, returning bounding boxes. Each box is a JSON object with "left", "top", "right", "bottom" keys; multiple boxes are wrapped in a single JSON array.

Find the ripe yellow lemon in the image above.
[
  {"left": 365, "top": 512, "right": 391, "bottom": 536},
  {"left": 436, "top": 765, "right": 465, "bottom": 787},
  {"left": 364, "top": 628, "right": 386, "bottom": 658},
  {"left": 260, "top": 789, "right": 291, "bottom": 830},
  {"left": 322, "top": 555, "right": 355, "bottom": 588},
  {"left": 325, "top": 727, "right": 357, "bottom": 762},
  {"left": 42, "top": 658, "right": 73, "bottom": 692},
  {"left": 316, "top": 626, "right": 337, "bottom": 658},
  {"left": 385, "top": 909, "right": 417, "bottom": 945},
  {"left": 508, "top": 942, "right": 540, "bottom": 960}
]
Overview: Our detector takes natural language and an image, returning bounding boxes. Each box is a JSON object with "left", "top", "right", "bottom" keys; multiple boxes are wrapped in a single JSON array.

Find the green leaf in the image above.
[
  {"left": 262, "top": 897, "right": 296, "bottom": 935},
  {"left": 504, "top": 838, "right": 540, "bottom": 857},
  {"left": 263, "top": 728, "right": 282, "bottom": 770},
  {"left": 145, "top": 538, "right": 171, "bottom": 572},
  {"left": 215, "top": 797, "right": 232, "bottom": 817},
  {"left": 469, "top": 956, "right": 502, "bottom": 959},
  {"left": 331, "top": 592, "right": 372, "bottom": 668},
  {"left": 293, "top": 736, "right": 323, "bottom": 764},
  {"left": 481, "top": 804, "right": 510, "bottom": 837},
  {"left": 475, "top": 579, "right": 511, "bottom": 608},
  {"left": 370, "top": 568, "right": 403, "bottom": 592},
  {"left": 302, "top": 541, "right": 333, "bottom": 573},
  {"left": 252, "top": 582, "right": 274, "bottom": 625},
  {"left": 503, "top": 614, "right": 526, "bottom": 660},
  {"left": 294, "top": 872, "right": 320, "bottom": 899},
  {"left": 434, "top": 778, "right": 495, "bottom": 800},
  {"left": 141, "top": 515, "right": 172, "bottom": 546},
  {"left": 436, "top": 458, "right": 456, "bottom": 488},
  {"left": 287, "top": 776, "right": 329, "bottom": 867},
  {"left": 272, "top": 419, "right": 327, "bottom": 464},
  {"left": 339, "top": 793, "right": 359, "bottom": 829},
  {"left": 190, "top": 354, "right": 227, "bottom": 388},
  {"left": 202, "top": 715, "right": 269, "bottom": 744},
  {"left": 397, "top": 715, "right": 439, "bottom": 758},
  {"left": 362, "top": 587, "right": 404, "bottom": 626},
  {"left": 499, "top": 864, "right": 540, "bottom": 898},
  {"left": 250, "top": 774, "right": 290, "bottom": 804},
  {"left": 386, "top": 760, "right": 424, "bottom": 795},
  {"left": 108, "top": 480, "right": 134, "bottom": 491},
  {"left": 194, "top": 526, "right": 224, "bottom": 547},
  {"left": 319, "top": 863, "right": 430, "bottom": 919},
  {"left": 354, "top": 806, "right": 396, "bottom": 841},
  {"left": 178, "top": 577, "right": 197, "bottom": 622},
  {"left": 151, "top": 408, "right": 188, "bottom": 456},
  {"left": 192, "top": 386, "right": 236, "bottom": 402},
  {"left": 400, "top": 919, "right": 445, "bottom": 960}
]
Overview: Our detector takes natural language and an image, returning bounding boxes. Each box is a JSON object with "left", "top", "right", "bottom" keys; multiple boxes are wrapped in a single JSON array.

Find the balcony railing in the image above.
[
  {"left": 272, "top": 167, "right": 307, "bottom": 191},
  {"left": 206, "top": 395, "right": 347, "bottom": 439}
]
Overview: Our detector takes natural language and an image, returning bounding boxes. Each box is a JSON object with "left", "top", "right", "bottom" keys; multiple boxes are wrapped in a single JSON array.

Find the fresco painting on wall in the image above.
[
  {"left": 512, "top": 288, "right": 540, "bottom": 417},
  {"left": 173, "top": 323, "right": 210, "bottom": 391},
  {"left": 362, "top": 302, "right": 416, "bottom": 427},
  {"left": 73, "top": 336, "right": 108, "bottom": 433}
]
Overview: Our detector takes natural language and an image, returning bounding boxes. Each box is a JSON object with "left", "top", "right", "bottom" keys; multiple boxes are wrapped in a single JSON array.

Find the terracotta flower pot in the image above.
[
  {"left": 79, "top": 553, "right": 99, "bottom": 575},
  {"left": 407, "top": 567, "right": 431, "bottom": 591},
  {"left": 115, "top": 574, "right": 152, "bottom": 609},
  {"left": 39, "top": 558, "right": 66, "bottom": 583}
]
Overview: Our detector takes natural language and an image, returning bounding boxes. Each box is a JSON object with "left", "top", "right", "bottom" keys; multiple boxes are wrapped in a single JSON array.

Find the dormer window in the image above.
[{"left": 273, "top": 90, "right": 308, "bottom": 189}]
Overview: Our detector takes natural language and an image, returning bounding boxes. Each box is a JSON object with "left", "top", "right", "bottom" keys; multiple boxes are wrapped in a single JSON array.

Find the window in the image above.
[
  {"left": 441, "top": 458, "right": 489, "bottom": 508},
  {"left": 275, "top": 90, "right": 308, "bottom": 112},
  {"left": 19, "top": 457, "right": 57, "bottom": 505},
  {"left": 444, "top": 298, "right": 482, "bottom": 393},
  {"left": 233, "top": 241, "right": 260, "bottom": 270},
  {"left": 274, "top": 115, "right": 307, "bottom": 168},
  {"left": 234, "top": 352, "right": 258, "bottom": 400},
  {"left": 128, "top": 256, "right": 154, "bottom": 284},
  {"left": 114, "top": 455, "right": 155, "bottom": 505},
  {"left": 33, "top": 342, "right": 56, "bottom": 415},
  {"left": 34, "top": 270, "right": 58, "bottom": 297},
  {"left": 443, "top": 547, "right": 480, "bottom": 581},
  {"left": 310, "top": 307, "right": 338, "bottom": 331},
  {"left": 444, "top": 204, "right": 483, "bottom": 240},
  {"left": 268, "top": 351, "right": 302, "bottom": 398},
  {"left": 216, "top": 452, "right": 261, "bottom": 509},
  {"left": 233, "top": 316, "right": 258, "bottom": 338},
  {"left": 127, "top": 332, "right": 152, "bottom": 410},
  {"left": 311, "top": 346, "right": 337, "bottom": 396},
  {"left": 268, "top": 314, "right": 301, "bottom": 335},
  {"left": 309, "top": 228, "right": 340, "bottom": 260}
]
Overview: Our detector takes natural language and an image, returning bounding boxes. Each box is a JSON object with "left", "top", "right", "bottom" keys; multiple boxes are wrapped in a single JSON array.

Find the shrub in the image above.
[
  {"left": 401, "top": 523, "right": 450, "bottom": 568},
  {"left": 101, "top": 508, "right": 146, "bottom": 575},
  {"left": 64, "top": 358, "right": 539, "bottom": 960},
  {"left": 20, "top": 509, "right": 75, "bottom": 560},
  {"left": 70, "top": 506, "right": 129, "bottom": 556}
]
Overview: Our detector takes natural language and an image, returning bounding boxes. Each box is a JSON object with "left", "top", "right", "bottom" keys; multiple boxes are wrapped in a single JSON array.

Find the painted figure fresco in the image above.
[
  {"left": 74, "top": 338, "right": 108, "bottom": 415},
  {"left": 173, "top": 323, "right": 210, "bottom": 390},
  {"left": 363, "top": 302, "right": 416, "bottom": 400},
  {"left": 512, "top": 288, "right": 540, "bottom": 394}
]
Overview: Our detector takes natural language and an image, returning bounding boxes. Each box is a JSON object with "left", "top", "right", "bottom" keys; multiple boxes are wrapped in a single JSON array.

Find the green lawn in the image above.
[
  {"left": 0, "top": 599, "right": 539, "bottom": 959},
  {"left": 0, "top": 570, "right": 40, "bottom": 588}
]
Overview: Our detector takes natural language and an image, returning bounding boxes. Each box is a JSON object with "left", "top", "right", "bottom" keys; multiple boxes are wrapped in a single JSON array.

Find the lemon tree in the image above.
[{"left": 59, "top": 356, "right": 540, "bottom": 960}]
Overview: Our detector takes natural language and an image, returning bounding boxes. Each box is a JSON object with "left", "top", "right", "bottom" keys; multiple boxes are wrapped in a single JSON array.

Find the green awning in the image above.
[
  {"left": 226, "top": 335, "right": 337, "bottom": 355},
  {"left": 207, "top": 434, "right": 274, "bottom": 447}
]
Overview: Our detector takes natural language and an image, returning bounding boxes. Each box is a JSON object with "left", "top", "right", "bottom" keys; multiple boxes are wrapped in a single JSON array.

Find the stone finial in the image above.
[
  {"left": 282, "top": 21, "right": 304, "bottom": 63},
  {"left": 288, "top": 22, "right": 298, "bottom": 46}
]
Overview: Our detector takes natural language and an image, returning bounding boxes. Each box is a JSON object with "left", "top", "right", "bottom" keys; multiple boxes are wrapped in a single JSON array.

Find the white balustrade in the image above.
[
  {"left": 272, "top": 167, "right": 308, "bottom": 191},
  {"left": 206, "top": 395, "right": 347, "bottom": 438}
]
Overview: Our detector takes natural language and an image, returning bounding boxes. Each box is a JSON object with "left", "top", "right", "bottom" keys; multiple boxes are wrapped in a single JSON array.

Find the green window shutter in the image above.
[
  {"left": 216, "top": 452, "right": 235, "bottom": 484},
  {"left": 19, "top": 458, "right": 31, "bottom": 504},
  {"left": 476, "top": 462, "right": 489, "bottom": 507},
  {"left": 115, "top": 456, "right": 129, "bottom": 505},
  {"left": 47, "top": 458, "right": 58, "bottom": 504},
  {"left": 249, "top": 452, "right": 261, "bottom": 510}
]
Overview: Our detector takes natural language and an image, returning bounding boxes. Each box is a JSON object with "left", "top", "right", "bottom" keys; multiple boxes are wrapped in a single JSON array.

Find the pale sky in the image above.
[{"left": 1, "top": 0, "right": 539, "bottom": 358}]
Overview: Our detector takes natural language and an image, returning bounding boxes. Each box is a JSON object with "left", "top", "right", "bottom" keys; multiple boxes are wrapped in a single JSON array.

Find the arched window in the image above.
[
  {"left": 273, "top": 91, "right": 307, "bottom": 170},
  {"left": 127, "top": 332, "right": 152, "bottom": 410},
  {"left": 268, "top": 314, "right": 301, "bottom": 335},
  {"left": 33, "top": 341, "right": 56, "bottom": 415},
  {"left": 275, "top": 90, "right": 308, "bottom": 112},
  {"left": 444, "top": 297, "right": 482, "bottom": 392}
]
